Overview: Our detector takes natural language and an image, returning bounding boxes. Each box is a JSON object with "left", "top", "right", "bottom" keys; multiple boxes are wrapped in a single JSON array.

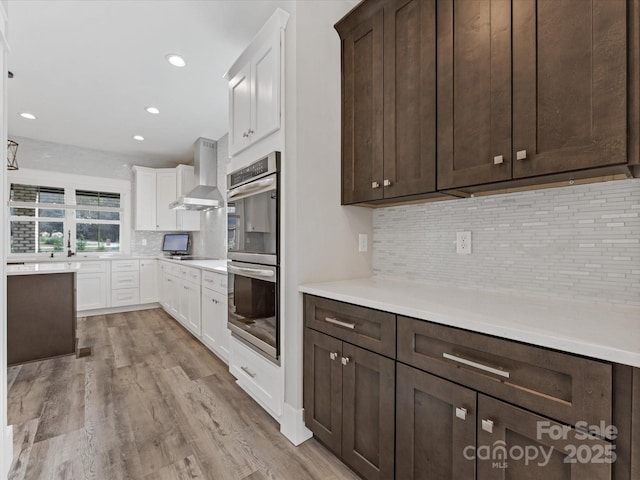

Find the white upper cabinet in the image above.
[
  {"left": 133, "top": 165, "right": 200, "bottom": 232},
  {"left": 156, "top": 170, "right": 177, "bottom": 231},
  {"left": 132, "top": 167, "right": 157, "bottom": 231},
  {"left": 226, "top": 9, "right": 289, "bottom": 157}
]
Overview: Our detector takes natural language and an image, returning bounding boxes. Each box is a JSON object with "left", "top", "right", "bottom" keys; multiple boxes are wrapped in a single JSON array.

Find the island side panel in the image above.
[{"left": 7, "top": 272, "right": 76, "bottom": 365}]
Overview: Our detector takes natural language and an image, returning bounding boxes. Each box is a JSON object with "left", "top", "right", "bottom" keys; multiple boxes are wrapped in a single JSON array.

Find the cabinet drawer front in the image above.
[
  {"left": 397, "top": 316, "right": 612, "bottom": 427},
  {"left": 111, "top": 288, "right": 140, "bottom": 307},
  {"left": 304, "top": 295, "right": 396, "bottom": 358},
  {"left": 230, "top": 337, "right": 282, "bottom": 416},
  {"left": 78, "top": 261, "right": 108, "bottom": 273},
  {"left": 112, "top": 271, "right": 140, "bottom": 289},
  {"left": 180, "top": 266, "right": 201, "bottom": 283},
  {"left": 202, "top": 270, "right": 227, "bottom": 292},
  {"left": 111, "top": 259, "right": 140, "bottom": 272}
]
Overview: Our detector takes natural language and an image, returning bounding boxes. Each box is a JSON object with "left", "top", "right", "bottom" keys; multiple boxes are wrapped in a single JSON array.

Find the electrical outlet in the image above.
[
  {"left": 358, "top": 233, "right": 368, "bottom": 252},
  {"left": 456, "top": 231, "right": 471, "bottom": 255},
  {"left": 141, "top": 238, "right": 147, "bottom": 246}
]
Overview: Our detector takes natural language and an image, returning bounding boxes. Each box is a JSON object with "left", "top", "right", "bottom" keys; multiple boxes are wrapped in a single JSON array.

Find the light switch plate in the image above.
[{"left": 358, "top": 234, "right": 368, "bottom": 252}]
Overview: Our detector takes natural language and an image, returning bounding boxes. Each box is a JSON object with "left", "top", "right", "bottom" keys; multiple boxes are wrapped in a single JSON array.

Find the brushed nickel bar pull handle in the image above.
[
  {"left": 493, "top": 155, "right": 504, "bottom": 165},
  {"left": 240, "top": 366, "right": 256, "bottom": 378},
  {"left": 455, "top": 407, "right": 468, "bottom": 420},
  {"left": 372, "top": 181, "right": 380, "bottom": 189},
  {"left": 516, "top": 150, "right": 527, "bottom": 160},
  {"left": 329, "top": 352, "right": 338, "bottom": 361},
  {"left": 443, "top": 352, "right": 510, "bottom": 379},
  {"left": 383, "top": 179, "right": 392, "bottom": 186},
  {"left": 325, "top": 317, "right": 356, "bottom": 330},
  {"left": 341, "top": 356, "right": 350, "bottom": 366}
]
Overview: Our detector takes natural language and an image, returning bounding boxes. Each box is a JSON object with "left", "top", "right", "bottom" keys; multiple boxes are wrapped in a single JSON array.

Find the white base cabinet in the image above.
[
  {"left": 77, "top": 261, "right": 110, "bottom": 311},
  {"left": 201, "top": 271, "right": 230, "bottom": 363},
  {"left": 111, "top": 260, "right": 140, "bottom": 307},
  {"left": 139, "top": 259, "right": 158, "bottom": 304},
  {"left": 229, "top": 335, "right": 282, "bottom": 419}
]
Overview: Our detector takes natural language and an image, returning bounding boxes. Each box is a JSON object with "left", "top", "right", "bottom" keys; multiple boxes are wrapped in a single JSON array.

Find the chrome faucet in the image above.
[{"left": 67, "top": 230, "right": 75, "bottom": 257}]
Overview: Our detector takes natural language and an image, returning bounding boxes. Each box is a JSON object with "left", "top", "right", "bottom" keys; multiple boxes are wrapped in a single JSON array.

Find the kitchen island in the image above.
[{"left": 6, "top": 262, "right": 81, "bottom": 365}]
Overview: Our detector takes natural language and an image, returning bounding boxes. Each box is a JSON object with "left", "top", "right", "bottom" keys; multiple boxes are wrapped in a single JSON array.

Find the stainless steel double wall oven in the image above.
[{"left": 227, "top": 152, "right": 280, "bottom": 363}]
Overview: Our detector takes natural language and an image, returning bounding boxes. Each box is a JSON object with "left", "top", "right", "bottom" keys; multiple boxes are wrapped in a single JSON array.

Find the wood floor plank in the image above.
[
  {"left": 8, "top": 308, "right": 359, "bottom": 480},
  {"left": 8, "top": 418, "right": 39, "bottom": 480}
]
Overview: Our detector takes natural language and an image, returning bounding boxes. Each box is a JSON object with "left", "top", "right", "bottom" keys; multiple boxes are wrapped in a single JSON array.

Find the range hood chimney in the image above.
[{"left": 169, "top": 137, "right": 225, "bottom": 211}]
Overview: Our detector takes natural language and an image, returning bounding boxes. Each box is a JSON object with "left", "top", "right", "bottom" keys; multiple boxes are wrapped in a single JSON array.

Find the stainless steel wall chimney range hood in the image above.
[{"left": 169, "top": 137, "right": 225, "bottom": 211}]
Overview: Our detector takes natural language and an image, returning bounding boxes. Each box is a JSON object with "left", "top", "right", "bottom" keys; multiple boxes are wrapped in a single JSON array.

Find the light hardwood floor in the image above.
[{"left": 7, "top": 308, "right": 359, "bottom": 480}]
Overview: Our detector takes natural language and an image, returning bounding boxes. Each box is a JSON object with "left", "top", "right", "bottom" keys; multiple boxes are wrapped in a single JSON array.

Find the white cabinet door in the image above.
[
  {"left": 133, "top": 167, "right": 157, "bottom": 231},
  {"left": 165, "top": 274, "right": 179, "bottom": 318},
  {"left": 179, "top": 280, "right": 201, "bottom": 335},
  {"left": 251, "top": 29, "right": 281, "bottom": 142},
  {"left": 201, "top": 287, "right": 229, "bottom": 363},
  {"left": 139, "top": 259, "right": 158, "bottom": 304},
  {"left": 77, "top": 272, "right": 109, "bottom": 311},
  {"left": 229, "top": 63, "right": 252, "bottom": 156},
  {"left": 156, "top": 170, "right": 177, "bottom": 231}
]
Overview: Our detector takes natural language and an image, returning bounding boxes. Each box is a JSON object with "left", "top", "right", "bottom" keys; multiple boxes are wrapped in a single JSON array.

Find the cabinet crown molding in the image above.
[{"left": 224, "top": 7, "right": 289, "bottom": 80}]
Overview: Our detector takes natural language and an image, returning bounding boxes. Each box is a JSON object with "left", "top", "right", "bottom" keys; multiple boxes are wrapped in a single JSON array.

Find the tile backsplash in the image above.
[{"left": 373, "top": 179, "right": 640, "bottom": 306}]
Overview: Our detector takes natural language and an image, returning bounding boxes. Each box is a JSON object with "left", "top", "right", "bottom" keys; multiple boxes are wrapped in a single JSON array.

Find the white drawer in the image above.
[
  {"left": 78, "top": 261, "right": 108, "bottom": 273},
  {"left": 111, "top": 288, "right": 140, "bottom": 307},
  {"left": 160, "top": 262, "right": 180, "bottom": 276},
  {"left": 111, "top": 259, "right": 140, "bottom": 272},
  {"left": 112, "top": 270, "right": 140, "bottom": 289},
  {"left": 202, "top": 270, "right": 227, "bottom": 292},
  {"left": 180, "top": 266, "right": 201, "bottom": 283},
  {"left": 230, "top": 337, "right": 282, "bottom": 417}
]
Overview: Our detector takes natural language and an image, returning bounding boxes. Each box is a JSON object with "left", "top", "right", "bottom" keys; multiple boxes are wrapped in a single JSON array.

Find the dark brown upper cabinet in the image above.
[
  {"left": 511, "top": 0, "right": 628, "bottom": 179},
  {"left": 438, "top": 0, "right": 630, "bottom": 191},
  {"left": 436, "top": 0, "right": 512, "bottom": 190},
  {"left": 336, "top": 0, "right": 437, "bottom": 205},
  {"left": 337, "top": 0, "right": 638, "bottom": 204}
]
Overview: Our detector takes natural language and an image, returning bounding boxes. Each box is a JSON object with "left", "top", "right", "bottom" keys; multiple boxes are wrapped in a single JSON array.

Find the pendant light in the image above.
[{"left": 7, "top": 139, "right": 19, "bottom": 170}]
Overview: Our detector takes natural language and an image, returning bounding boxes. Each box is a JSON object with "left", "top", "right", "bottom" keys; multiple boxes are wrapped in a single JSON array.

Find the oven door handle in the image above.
[
  {"left": 228, "top": 177, "right": 276, "bottom": 201},
  {"left": 227, "top": 264, "right": 275, "bottom": 278}
]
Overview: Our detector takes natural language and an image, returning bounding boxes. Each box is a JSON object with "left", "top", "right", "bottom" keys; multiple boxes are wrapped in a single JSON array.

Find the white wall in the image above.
[
  {"left": 374, "top": 178, "right": 640, "bottom": 306},
  {"left": 281, "top": 0, "right": 372, "bottom": 440},
  {"left": 191, "top": 134, "right": 231, "bottom": 259},
  {"left": 1, "top": 0, "right": 10, "bottom": 474}
]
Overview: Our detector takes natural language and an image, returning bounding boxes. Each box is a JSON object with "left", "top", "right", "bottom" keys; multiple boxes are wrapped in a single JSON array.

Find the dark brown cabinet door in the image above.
[
  {"left": 477, "top": 394, "right": 612, "bottom": 480},
  {"left": 382, "top": 0, "right": 436, "bottom": 199},
  {"left": 437, "top": 0, "right": 512, "bottom": 190},
  {"left": 342, "top": 342, "right": 395, "bottom": 480},
  {"left": 512, "top": 0, "right": 627, "bottom": 178},
  {"left": 396, "top": 363, "right": 476, "bottom": 479},
  {"left": 303, "top": 328, "right": 343, "bottom": 455},
  {"left": 339, "top": 4, "right": 384, "bottom": 204}
]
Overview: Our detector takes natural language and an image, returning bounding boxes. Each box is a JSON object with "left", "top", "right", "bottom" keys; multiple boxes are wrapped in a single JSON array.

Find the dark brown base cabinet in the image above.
[
  {"left": 396, "top": 364, "right": 610, "bottom": 479},
  {"left": 304, "top": 296, "right": 396, "bottom": 480},
  {"left": 302, "top": 294, "right": 639, "bottom": 480},
  {"left": 304, "top": 328, "right": 395, "bottom": 480}
]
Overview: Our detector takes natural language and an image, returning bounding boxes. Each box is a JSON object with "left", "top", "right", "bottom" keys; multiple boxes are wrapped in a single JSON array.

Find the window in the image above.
[
  {"left": 8, "top": 178, "right": 126, "bottom": 256},
  {"left": 75, "top": 190, "right": 121, "bottom": 252},
  {"left": 9, "top": 184, "right": 66, "bottom": 253}
]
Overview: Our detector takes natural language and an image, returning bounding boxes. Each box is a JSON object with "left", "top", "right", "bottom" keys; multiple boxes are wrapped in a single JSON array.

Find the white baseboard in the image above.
[
  {"left": 2, "top": 425, "right": 13, "bottom": 479},
  {"left": 280, "top": 402, "right": 313, "bottom": 446},
  {"left": 77, "top": 302, "right": 160, "bottom": 318}
]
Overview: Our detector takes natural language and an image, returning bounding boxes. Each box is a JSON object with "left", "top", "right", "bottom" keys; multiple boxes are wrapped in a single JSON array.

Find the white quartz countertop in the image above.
[
  {"left": 157, "top": 257, "right": 227, "bottom": 274},
  {"left": 299, "top": 277, "right": 640, "bottom": 368},
  {"left": 7, "top": 262, "right": 82, "bottom": 276}
]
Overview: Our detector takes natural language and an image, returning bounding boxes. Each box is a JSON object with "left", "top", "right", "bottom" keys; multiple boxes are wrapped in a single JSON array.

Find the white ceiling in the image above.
[{"left": 7, "top": 0, "right": 292, "bottom": 162}]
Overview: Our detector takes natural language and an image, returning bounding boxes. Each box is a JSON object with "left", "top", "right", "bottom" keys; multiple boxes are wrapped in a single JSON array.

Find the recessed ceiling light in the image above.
[
  {"left": 165, "top": 54, "right": 186, "bottom": 68},
  {"left": 145, "top": 106, "right": 160, "bottom": 115},
  {"left": 20, "top": 112, "right": 36, "bottom": 120},
  {"left": 133, "top": 135, "right": 145, "bottom": 141}
]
